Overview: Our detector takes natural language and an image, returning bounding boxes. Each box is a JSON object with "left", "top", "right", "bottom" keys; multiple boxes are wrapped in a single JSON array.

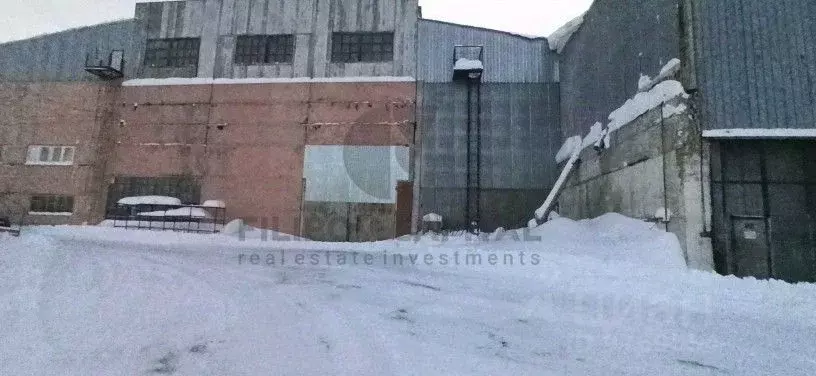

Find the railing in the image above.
[{"left": 110, "top": 203, "right": 227, "bottom": 234}]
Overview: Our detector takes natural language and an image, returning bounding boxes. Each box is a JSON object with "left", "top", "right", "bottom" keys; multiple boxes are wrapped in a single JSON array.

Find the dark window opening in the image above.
[
  {"left": 234, "top": 35, "right": 295, "bottom": 65},
  {"left": 30, "top": 195, "right": 74, "bottom": 213},
  {"left": 144, "top": 38, "right": 200, "bottom": 68},
  {"left": 331, "top": 32, "right": 394, "bottom": 63}
]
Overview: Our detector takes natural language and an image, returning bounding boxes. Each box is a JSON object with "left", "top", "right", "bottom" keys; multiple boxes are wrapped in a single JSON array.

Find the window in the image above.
[
  {"left": 30, "top": 195, "right": 74, "bottom": 214},
  {"left": 26, "top": 146, "right": 75, "bottom": 166},
  {"left": 331, "top": 32, "right": 394, "bottom": 63},
  {"left": 234, "top": 35, "right": 295, "bottom": 65},
  {"left": 144, "top": 38, "right": 200, "bottom": 68}
]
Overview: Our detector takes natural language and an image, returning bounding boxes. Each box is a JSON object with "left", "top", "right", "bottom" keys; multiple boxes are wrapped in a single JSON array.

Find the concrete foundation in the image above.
[{"left": 559, "top": 99, "right": 714, "bottom": 270}]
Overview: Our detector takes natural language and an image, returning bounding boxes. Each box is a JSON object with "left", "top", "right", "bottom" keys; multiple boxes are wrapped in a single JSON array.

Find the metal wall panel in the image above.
[
  {"left": 692, "top": 0, "right": 816, "bottom": 131},
  {"left": 419, "top": 82, "right": 561, "bottom": 230},
  {"left": 133, "top": 0, "right": 418, "bottom": 79},
  {"left": 0, "top": 20, "right": 136, "bottom": 82},
  {"left": 417, "top": 19, "right": 555, "bottom": 83},
  {"left": 711, "top": 140, "right": 816, "bottom": 282},
  {"left": 559, "top": 0, "right": 680, "bottom": 139}
]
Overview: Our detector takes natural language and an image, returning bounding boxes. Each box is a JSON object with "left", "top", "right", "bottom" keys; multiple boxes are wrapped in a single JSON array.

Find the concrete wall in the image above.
[
  {"left": 559, "top": 98, "right": 714, "bottom": 270},
  {"left": 303, "top": 201, "right": 395, "bottom": 241},
  {"left": 0, "top": 82, "right": 120, "bottom": 225},
  {"left": 0, "top": 20, "right": 136, "bottom": 82},
  {"left": 133, "top": 0, "right": 418, "bottom": 79},
  {"left": 559, "top": 0, "right": 681, "bottom": 139},
  {"left": 112, "top": 80, "right": 415, "bottom": 234}
]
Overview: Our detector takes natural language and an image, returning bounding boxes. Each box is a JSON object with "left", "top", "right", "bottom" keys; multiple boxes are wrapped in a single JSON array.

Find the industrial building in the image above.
[{"left": 1, "top": 0, "right": 815, "bottom": 282}]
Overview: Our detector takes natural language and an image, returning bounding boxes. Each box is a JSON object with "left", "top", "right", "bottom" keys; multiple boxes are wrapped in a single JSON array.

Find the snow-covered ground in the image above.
[{"left": 1, "top": 214, "right": 815, "bottom": 375}]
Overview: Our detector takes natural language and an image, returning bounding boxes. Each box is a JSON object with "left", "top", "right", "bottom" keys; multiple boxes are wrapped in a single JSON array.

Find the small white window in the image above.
[{"left": 26, "top": 146, "right": 75, "bottom": 166}]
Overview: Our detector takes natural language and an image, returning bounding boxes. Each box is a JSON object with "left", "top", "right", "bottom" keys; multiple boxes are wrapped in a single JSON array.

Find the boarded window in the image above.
[
  {"left": 30, "top": 195, "right": 74, "bottom": 214},
  {"left": 331, "top": 32, "right": 394, "bottom": 63},
  {"left": 144, "top": 38, "right": 200, "bottom": 68},
  {"left": 234, "top": 35, "right": 295, "bottom": 65}
]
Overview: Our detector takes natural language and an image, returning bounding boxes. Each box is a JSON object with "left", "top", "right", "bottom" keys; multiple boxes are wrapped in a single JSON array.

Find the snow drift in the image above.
[{"left": 2, "top": 214, "right": 815, "bottom": 375}]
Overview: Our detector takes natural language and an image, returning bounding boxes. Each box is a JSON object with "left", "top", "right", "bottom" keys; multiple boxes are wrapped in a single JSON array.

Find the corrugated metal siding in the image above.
[
  {"left": 133, "top": 0, "right": 418, "bottom": 79},
  {"left": 0, "top": 20, "right": 136, "bottom": 82},
  {"left": 559, "top": 0, "right": 680, "bottom": 139},
  {"left": 417, "top": 19, "right": 555, "bottom": 83},
  {"left": 419, "top": 82, "right": 561, "bottom": 229},
  {"left": 693, "top": 0, "right": 816, "bottom": 130}
]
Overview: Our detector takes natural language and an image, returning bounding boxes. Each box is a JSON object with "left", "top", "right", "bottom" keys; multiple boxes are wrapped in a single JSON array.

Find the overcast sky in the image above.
[{"left": 0, "top": 0, "right": 592, "bottom": 44}]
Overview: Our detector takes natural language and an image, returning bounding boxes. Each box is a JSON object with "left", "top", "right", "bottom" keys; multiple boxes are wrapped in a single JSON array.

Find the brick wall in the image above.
[
  {"left": 0, "top": 82, "right": 120, "bottom": 225},
  {"left": 113, "top": 81, "right": 415, "bottom": 234}
]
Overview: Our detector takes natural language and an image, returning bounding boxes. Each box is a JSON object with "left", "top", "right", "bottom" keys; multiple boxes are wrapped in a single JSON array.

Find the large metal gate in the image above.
[{"left": 711, "top": 140, "right": 816, "bottom": 282}]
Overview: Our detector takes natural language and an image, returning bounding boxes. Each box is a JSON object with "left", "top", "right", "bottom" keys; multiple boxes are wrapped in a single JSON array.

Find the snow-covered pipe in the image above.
[{"left": 534, "top": 141, "right": 582, "bottom": 222}]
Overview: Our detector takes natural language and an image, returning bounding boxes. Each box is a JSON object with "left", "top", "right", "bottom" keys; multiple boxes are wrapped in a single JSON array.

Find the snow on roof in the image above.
[
  {"left": 453, "top": 58, "right": 484, "bottom": 71},
  {"left": 423, "top": 213, "right": 443, "bottom": 222},
  {"left": 122, "top": 76, "right": 416, "bottom": 86},
  {"left": 639, "top": 58, "right": 683, "bottom": 93},
  {"left": 702, "top": 128, "right": 816, "bottom": 138},
  {"left": 137, "top": 207, "right": 212, "bottom": 218},
  {"left": 659, "top": 58, "right": 682, "bottom": 77},
  {"left": 201, "top": 200, "right": 226, "bottom": 208},
  {"left": 547, "top": 13, "right": 585, "bottom": 53},
  {"left": 608, "top": 80, "right": 689, "bottom": 132},
  {"left": 117, "top": 196, "right": 182, "bottom": 206}
]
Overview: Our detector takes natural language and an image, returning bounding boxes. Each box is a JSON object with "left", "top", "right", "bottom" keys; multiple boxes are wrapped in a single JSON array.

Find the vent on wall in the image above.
[{"left": 85, "top": 49, "right": 125, "bottom": 79}]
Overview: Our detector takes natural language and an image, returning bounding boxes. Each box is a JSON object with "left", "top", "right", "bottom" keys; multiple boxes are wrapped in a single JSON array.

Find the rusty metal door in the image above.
[{"left": 395, "top": 180, "right": 413, "bottom": 237}]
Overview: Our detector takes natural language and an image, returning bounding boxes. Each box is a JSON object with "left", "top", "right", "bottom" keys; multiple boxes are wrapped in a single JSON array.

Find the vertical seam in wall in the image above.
[{"left": 661, "top": 101, "right": 688, "bottom": 265}]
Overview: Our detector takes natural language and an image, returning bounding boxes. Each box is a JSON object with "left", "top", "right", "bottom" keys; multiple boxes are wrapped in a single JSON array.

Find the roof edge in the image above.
[
  {"left": 0, "top": 18, "right": 134, "bottom": 46},
  {"left": 419, "top": 18, "right": 548, "bottom": 42}
]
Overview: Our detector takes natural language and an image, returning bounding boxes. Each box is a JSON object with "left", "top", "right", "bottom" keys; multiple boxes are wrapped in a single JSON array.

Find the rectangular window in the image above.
[
  {"left": 26, "top": 146, "right": 75, "bottom": 166},
  {"left": 234, "top": 35, "right": 295, "bottom": 65},
  {"left": 331, "top": 32, "right": 394, "bottom": 63},
  {"left": 144, "top": 38, "right": 200, "bottom": 68},
  {"left": 30, "top": 195, "right": 74, "bottom": 215}
]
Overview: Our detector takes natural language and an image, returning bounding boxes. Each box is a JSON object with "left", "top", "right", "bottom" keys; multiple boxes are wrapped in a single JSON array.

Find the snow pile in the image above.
[
  {"left": 526, "top": 213, "right": 686, "bottom": 269},
  {"left": 137, "top": 207, "right": 212, "bottom": 218},
  {"left": 608, "top": 80, "right": 689, "bottom": 132},
  {"left": 117, "top": 196, "right": 182, "bottom": 206},
  {"left": 547, "top": 13, "right": 585, "bottom": 53},
  {"left": 422, "top": 213, "right": 443, "bottom": 222},
  {"left": 659, "top": 58, "right": 682, "bottom": 77},
  {"left": 222, "top": 219, "right": 305, "bottom": 241},
  {"left": 201, "top": 200, "right": 226, "bottom": 208},
  {"left": 637, "top": 74, "right": 654, "bottom": 92},
  {"left": 453, "top": 58, "right": 484, "bottom": 71},
  {"left": 581, "top": 122, "right": 606, "bottom": 149},
  {"left": 555, "top": 135, "right": 582, "bottom": 163}
]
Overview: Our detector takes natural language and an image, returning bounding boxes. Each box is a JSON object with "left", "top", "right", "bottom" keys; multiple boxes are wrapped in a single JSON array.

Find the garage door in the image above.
[{"left": 711, "top": 140, "right": 816, "bottom": 282}]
